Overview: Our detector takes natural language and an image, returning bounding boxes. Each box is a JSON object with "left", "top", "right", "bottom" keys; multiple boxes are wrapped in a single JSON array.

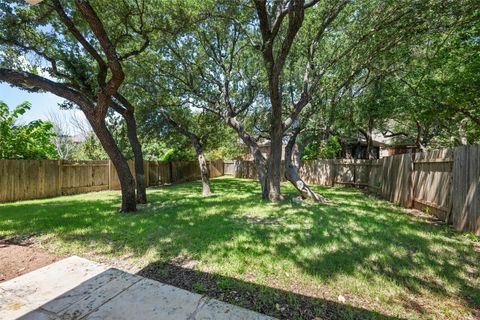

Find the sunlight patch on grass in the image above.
[{"left": 0, "top": 177, "right": 478, "bottom": 319}]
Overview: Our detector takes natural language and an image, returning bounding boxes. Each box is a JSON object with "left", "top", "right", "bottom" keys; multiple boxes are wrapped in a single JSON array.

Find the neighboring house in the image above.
[
  {"left": 381, "top": 144, "right": 419, "bottom": 157},
  {"left": 238, "top": 140, "right": 287, "bottom": 161},
  {"left": 339, "top": 139, "right": 385, "bottom": 159},
  {"left": 237, "top": 134, "right": 419, "bottom": 161},
  {"left": 339, "top": 132, "right": 419, "bottom": 159}
]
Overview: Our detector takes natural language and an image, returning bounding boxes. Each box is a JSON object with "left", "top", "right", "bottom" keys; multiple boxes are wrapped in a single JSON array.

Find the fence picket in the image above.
[
  {"left": 1, "top": 149, "right": 479, "bottom": 234},
  {"left": 229, "top": 146, "right": 479, "bottom": 234}
]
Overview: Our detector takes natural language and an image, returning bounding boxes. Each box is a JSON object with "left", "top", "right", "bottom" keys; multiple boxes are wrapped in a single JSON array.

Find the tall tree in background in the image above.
[
  {"left": 158, "top": 109, "right": 213, "bottom": 196},
  {"left": 124, "top": 45, "right": 245, "bottom": 195},
  {"left": 332, "top": 2, "right": 479, "bottom": 151},
  {"left": 253, "top": 0, "right": 423, "bottom": 200},
  {"left": 278, "top": 0, "right": 478, "bottom": 199},
  {"left": 151, "top": 9, "right": 272, "bottom": 198},
  {"left": 389, "top": 6, "right": 480, "bottom": 147},
  {"left": 47, "top": 110, "right": 81, "bottom": 160}
]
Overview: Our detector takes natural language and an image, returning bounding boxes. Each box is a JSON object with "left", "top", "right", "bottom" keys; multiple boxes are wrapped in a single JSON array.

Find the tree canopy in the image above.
[{"left": 0, "top": 0, "right": 478, "bottom": 207}]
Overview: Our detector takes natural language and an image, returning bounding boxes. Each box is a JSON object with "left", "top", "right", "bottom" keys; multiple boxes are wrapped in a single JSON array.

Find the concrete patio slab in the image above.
[
  {"left": 0, "top": 256, "right": 108, "bottom": 319},
  {"left": 0, "top": 256, "right": 274, "bottom": 320}
]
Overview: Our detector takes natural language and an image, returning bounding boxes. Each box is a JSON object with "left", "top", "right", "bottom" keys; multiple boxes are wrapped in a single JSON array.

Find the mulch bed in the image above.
[{"left": 0, "top": 241, "right": 62, "bottom": 282}]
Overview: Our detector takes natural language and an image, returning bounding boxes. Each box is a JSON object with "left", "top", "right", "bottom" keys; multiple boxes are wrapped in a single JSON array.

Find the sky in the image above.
[{"left": 0, "top": 82, "right": 88, "bottom": 135}]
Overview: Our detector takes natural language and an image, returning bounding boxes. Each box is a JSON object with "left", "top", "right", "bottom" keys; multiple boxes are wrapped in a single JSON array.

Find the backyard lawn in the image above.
[{"left": 0, "top": 177, "right": 478, "bottom": 319}]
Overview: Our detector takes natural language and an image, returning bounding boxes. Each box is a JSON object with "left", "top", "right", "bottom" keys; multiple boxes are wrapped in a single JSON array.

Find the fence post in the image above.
[
  {"left": 407, "top": 152, "right": 416, "bottom": 208},
  {"left": 445, "top": 152, "right": 454, "bottom": 224},
  {"left": 108, "top": 160, "right": 112, "bottom": 190},
  {"left": 353, "top": 160, "right": 357, "bottom": 187},
  {"left": 57, "top": 160, "right": 63, "bottom": 196},
  {"left": 169, "top": 161, "right": 173, "bottom": 183},
  {"left": 145, "top": 161, "right": 150, "bottom": 187},
  {"left": 331, "top": 160, "right": 336, "bottom": 186}
]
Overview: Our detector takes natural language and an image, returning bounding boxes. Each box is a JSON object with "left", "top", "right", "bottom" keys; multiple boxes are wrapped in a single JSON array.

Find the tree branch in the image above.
[{"left": 0, "top": 68, "right": 94, "bottom": 116}]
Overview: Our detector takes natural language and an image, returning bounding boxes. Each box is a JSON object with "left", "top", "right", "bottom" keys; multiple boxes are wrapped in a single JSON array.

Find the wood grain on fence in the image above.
[
  {"left": 61, "top": 160, "right": 110, "bottom": 195},
  {"left": 411, "top": 149, "right": 453, "bottom": 220},
  {"left": 451, "top": 145, "right": 480, "bottom": 234},
  {"left": 0, "top": 160, "right": 60, "bottom": 202},
  {"left": 1, "top": 150, "right": 478, "bottom": 234},
  {"left": 223, "top": 160, "right": 235, "bottom": 175},
  {"left": 147, "top": 161, "right": 171, "bottom": 185},
  {"left": 300, "top": 160, "right": 335, "bottom": 186},
  {"left": 230, "top": 145, "right": 479, "bottom": 234},
  {"left": 380, "top": 153, "right": 412, "bottom": 207},
  {"left": 0, "top": 159, "right": 223, "bottom": 202},
  {"left": 209, "top": 159, "right": 224, "bottom": 177},
  {"left": 171, "top": 161, "right": 198, "bottom": 183}
]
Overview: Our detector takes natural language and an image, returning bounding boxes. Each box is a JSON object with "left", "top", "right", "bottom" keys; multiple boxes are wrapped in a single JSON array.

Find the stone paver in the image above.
[
  {"left": 0, "top": 256, "right": 274, "bottom": 320},
  {"left": 0, "top": 256, "right": 108, "bottom": 320}
]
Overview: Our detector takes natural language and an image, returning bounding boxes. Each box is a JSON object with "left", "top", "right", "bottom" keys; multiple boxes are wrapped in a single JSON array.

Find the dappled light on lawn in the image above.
[{"left": 0, "top": 177, "right": 478, "bottom": 319}]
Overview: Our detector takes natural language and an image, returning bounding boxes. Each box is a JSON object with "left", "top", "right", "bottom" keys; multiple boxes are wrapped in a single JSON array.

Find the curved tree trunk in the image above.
[
  {"left": 124, "top": 110, "right": 147, "bottom": 204},
  {"left": 90, "top": 118, "right": 137, "bottom": 212},
  {"left": 358, "top": 118, "right": 375, "bottom": 160},
  {"left": 253, "top": 148, "right": 269, "bottom": 200},
  {"left": 159, "top": 108, "right": 212, "bottom": 196},
  {"left": 111, "top": 97, "right": 147, "bottom": 204},
  {"left": 284, "top": 129, "right": 327, "bottom": 202},
  {"left": 190, "top": 135, "right": 212, "bottom": 196},
  {"left": 0, "top": 69, "right": 137, "bottom": 212},
  {"left": 224, "top": 116, "right": 269, "bottom": 199}
]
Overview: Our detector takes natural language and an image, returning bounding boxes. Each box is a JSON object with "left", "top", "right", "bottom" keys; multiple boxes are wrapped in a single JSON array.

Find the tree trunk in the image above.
[
  {"left": 253, "top": 149, "right": 269, "bottom": 200},
  {"left": 359, "top": 121, "right": 375, "bottom": 160},
  {"left": 240, "top": 134, "right": 270, "bottom": 199},
  {"left": 268, "top": 122, "right": 283, "bottom": 201},
  {"left": 159, "top": 108, "right": 212, "bottom": 196},
  {"left": 224, "top": 116, "right": 270, "bottom": 199},
  {"left": 123, "top": 110, "right": 147, "bottom": 204},
  {"left": 284, "top": 130, "right": 327, "bottom": 202},
  {"left": 267, "top": 83, "right": 284, "bottom": 202},
  {"left": 459, "top": 118, "right": 469, "bottom": 145},
  {"left": 90, "top": 118, "right": 136, "bottom": 212},
  {"left": 190, "top": 135, "right": 212, "bottom": 196},
  {"left": 367, "top": 116, "right": 375, "bottom": 159},
  {"left": 366, "top": 132, "right": 374, "bottom": 159},
  {"left": 415, "top": 121, "right": 427, "bottom": 152}
]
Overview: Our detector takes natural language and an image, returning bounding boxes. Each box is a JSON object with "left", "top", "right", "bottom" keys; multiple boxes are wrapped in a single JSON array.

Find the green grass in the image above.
[{"left": 0, "top": 177, "right": 478, "bottom": 319}]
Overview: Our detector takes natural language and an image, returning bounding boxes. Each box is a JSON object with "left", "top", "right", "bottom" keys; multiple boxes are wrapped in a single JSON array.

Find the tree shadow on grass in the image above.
[
  {"left": 0, "top": 177, "right": 478, "bottom": 318},
  {"left": 137, "top": 262, "right": 403, "bottom": 320}
]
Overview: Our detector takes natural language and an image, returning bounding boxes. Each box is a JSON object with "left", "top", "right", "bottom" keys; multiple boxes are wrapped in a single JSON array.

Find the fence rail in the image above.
[
  {"left": 0, "top": 159, "right": 224, "bottom": 203},
  {"left": 1, "top": 145, "right": 478, "bottom": 234},
  {"left": 229, "top": 145, "right": 480, "bottom": 235}
]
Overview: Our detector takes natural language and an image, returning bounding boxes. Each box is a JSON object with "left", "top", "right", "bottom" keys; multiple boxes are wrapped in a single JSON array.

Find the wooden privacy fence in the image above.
[
  {"left": 229, "top": 145, "right": 480, "bottom": 235},
  {"left": 0, "top": 159, "right": 224, "bottom": 203},
  {"left": 1, "top": 147, "right": 478, "bottom": 234}
]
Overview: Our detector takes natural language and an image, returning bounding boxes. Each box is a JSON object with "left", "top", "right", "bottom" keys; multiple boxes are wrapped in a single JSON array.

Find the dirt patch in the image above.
[{"left": 0, "top": 243, "right": 63, "bottom": 282}]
